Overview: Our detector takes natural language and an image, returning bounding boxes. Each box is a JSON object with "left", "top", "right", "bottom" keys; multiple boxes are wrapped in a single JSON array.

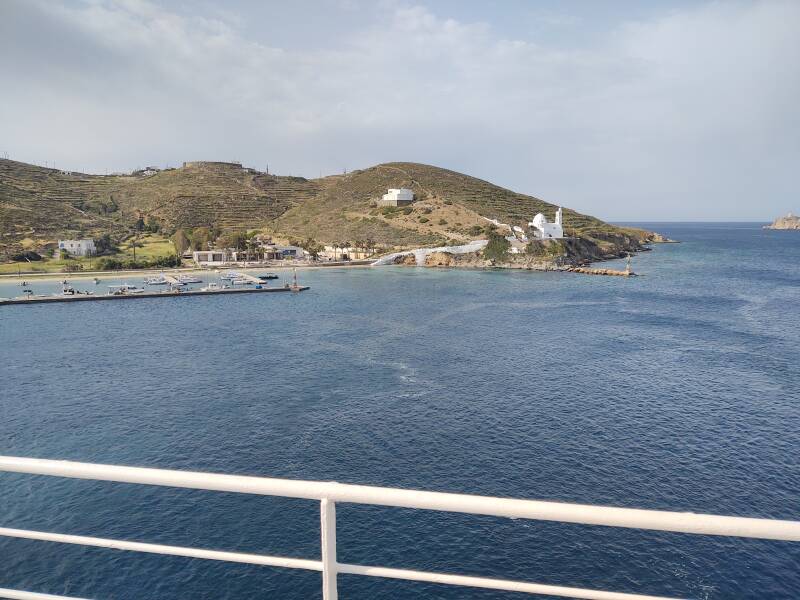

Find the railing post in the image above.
[{"left": 320, "top": 498, "right": 338, "bottom": 600}]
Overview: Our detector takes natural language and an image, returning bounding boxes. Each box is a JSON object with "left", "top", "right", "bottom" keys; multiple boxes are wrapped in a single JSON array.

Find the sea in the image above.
[{"left": 0, "top": 223, "right": 798, "bottom": 599}]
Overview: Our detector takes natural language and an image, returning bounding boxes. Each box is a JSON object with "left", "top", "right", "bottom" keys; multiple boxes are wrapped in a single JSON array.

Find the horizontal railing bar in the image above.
[
  {"left": 338, "top": 563, "right": 683, "bottom": 600},
  {"left": 1, "top": 456, "right": 799, "bottom": 541},
  {"left": 0, "top": 527, "right": 322, "bottom": 572},
  {"left": 0, "top": 589, "right": 90, "bottom": 600},
  {"left": 0, "top": 526, "right": 682, "bottom": 600}
]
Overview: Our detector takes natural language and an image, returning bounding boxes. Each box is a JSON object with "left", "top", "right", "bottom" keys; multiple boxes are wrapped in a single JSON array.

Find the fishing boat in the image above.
[{"left": 257, "top": 273, "right": 279, "bottom": 281}]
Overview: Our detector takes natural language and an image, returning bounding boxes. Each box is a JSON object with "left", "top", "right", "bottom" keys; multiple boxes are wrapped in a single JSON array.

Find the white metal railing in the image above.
[{"left": 1, "top": 457, "right": 798, "bottom": 600}]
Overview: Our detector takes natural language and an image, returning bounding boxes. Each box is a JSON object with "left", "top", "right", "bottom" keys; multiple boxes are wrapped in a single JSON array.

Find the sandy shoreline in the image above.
[{"left": 0, "top": 260, "right": 374, "bottom": 283}]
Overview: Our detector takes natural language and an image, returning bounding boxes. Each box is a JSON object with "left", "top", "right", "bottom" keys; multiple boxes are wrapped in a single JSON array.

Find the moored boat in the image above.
[
  {"left": 144, "top": 274, "right": 169, "bottom": 285},
  {"left": 176, "top": 274, "right": 203, "bottom": 284},
  {"left": 108, "top": 284, "right": 144, "bottom": 295}
]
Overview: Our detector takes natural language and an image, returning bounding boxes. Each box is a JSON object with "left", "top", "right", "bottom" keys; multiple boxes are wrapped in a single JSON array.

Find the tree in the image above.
[
  {"left": 217, "top": 230, "right": 247, "bottom": 251},
  {"left": 94, "top": 233, "right": 117, "bottom": 255},
  {"left": 482, "top": 230, "right": 511, "bottom": 263},
  {"left": 145, "top": 216, "right": 160, "bottom": 233},
  {"left": 134, "top": 216, "right": 145, "bottom": 232},
  {"left": 190, "top": 227, "right": 211, "bottom": 251},
  {"left": 171, "top": 229, "right": 190, "bottom": 255},
  {"left": 302, "top": 238, "right": 323, "bottom": 259}
]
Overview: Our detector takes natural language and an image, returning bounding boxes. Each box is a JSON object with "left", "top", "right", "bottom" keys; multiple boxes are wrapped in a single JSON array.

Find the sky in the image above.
[{"left": 1, "top": 0, "right": 798, "bottom": 221}]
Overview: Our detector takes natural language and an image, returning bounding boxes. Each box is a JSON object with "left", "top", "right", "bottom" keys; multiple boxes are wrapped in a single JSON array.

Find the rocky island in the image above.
[{"left": 764, "top": 213, "right": 800, "bottom": 230}]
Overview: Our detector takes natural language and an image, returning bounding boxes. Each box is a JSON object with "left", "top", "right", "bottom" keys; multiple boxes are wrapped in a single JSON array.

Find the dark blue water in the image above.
[{"left": 1, "top": 223, "right": 798, "bottom": 599}]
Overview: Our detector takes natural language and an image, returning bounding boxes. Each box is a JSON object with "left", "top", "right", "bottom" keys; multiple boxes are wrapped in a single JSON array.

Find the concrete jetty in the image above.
[{"left": 0, "top": 285, "right": 310, "bottom": 307}]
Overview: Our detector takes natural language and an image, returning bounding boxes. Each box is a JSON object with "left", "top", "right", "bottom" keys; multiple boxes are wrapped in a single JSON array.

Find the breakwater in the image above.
[
  {"left": 0, "top": 285, "right": 309, "bottom": 306},
  {"left": 566, "top": 266, "right": 635, "bottom": 277}
]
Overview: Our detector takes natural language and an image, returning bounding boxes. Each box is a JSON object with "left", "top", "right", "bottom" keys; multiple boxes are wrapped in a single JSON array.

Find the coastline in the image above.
[{"left": 0, "top": 260, "right": 374, "bottom": 284}]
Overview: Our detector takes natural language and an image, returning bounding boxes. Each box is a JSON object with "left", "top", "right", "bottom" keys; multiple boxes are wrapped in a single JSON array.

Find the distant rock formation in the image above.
[{"left": 764, "top": 213, "right": 800, "bottom": 230}]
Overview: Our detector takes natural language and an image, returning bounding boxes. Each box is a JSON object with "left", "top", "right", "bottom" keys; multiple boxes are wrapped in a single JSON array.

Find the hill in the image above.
[{"left": 0, "top": 158, "right": 657, "bottom": 256}]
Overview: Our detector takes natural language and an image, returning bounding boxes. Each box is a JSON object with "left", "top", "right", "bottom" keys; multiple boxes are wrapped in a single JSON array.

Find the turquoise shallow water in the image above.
[{"left": 0, "top": 223, "right": 798, "bottom": 599}]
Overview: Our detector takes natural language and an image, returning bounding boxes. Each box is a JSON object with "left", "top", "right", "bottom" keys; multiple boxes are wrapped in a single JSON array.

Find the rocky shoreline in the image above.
[{"left": 390, "top": 231, "right": 673, "bottom": 271}]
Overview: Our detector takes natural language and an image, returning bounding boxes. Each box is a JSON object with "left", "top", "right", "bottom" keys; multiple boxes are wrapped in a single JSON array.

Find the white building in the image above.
[
  {"left": 378, "top": 188, "right": 415, "bottom": 207},
  {"left": 529, "top": 207, "right": 564, "bottom": 239},
  {"left": 192, "top": 250, "right": 228, "bottom": 266},
  {"left": 58, "top": 239, "right": 96, "bottom": 257},
  {"left": 321, "top": 245, "right": 374, "bottom": 261}
]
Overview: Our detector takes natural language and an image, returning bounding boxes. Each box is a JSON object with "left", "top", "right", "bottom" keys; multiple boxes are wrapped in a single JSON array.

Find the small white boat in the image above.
[
  {"left": 144, "top": 274, "right": 169, "bottom": 285},
  {"left": 219, "top": 270, "right": 240, "bottom": 280},
  {"left": 108, "top": 284, "right": 144, "bottom": 295},
  {"left": 199, "top": 283, "right": 227, "bottom": 291},
  {"left": 176, "top": 274, "right": 203, "bottom": 284},
  {"left": 230, "top": 277, "right": 253, "bottom": 285}
]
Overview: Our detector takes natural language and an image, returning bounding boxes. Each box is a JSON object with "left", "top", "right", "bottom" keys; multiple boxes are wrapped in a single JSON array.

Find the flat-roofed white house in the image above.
[
  {"left": 58, "top": 239, "right": 96, "bottom": 257},
  {"left": 529, "top": 207, "right": 564, "bottom": 239},
  {"left": 378, "top": 188, "right": 415, "bottom": 207},
  {"left": 320, "top": 245, "right": 374, "bottom": 261},
  {"left": 192, "top": 250, "right": 229, "bottom": 266}
]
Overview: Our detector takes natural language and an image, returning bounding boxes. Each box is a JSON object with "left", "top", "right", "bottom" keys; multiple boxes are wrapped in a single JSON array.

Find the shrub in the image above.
[
  {"left": 94, "top": 234, "right": 118, "bottom": 255},
  {"left": 96, "top": 257, "right": 123, "bottom": 270},
  {"left": 443, "top": 200, "right": 452, "bottom": 205},
  {"left": 526, "top": 240, "right": 565, "bottom": 257},
  {"left": 468, "top": 225, "right": 484, "bottom": 237},
  {"left": 438, "top": 219, "right": 447, "bottom": 226},
  {"left": 96, "top": 254, "right": 180, "bottom": 270},
  {"left": 11, "top": 251, "right": 42, "bottom": 262},
  {"left": 402, "top": 207, "right": 413, "bottom": 215},
  {"left": 482, "top": 231, "right": 511, "bottom": 262},
  {"left": 419, "top": 217, "right": 429, "bottom": 223}
]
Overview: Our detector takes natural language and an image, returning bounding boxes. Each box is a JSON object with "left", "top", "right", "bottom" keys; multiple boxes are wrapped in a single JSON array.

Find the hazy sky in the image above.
[{"left": 1, "top": 0, "right": 798, "bottom": 220}]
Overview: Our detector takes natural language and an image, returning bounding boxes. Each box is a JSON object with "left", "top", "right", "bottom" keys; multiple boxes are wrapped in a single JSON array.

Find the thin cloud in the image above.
[{"left": 0, "top": 0, "right": 797, "bottom": 219}]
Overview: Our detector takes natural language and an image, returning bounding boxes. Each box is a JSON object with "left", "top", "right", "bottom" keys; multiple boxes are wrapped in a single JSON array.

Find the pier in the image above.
[{"left": 0, "top": 285, "right": 309, "bottom": 307}]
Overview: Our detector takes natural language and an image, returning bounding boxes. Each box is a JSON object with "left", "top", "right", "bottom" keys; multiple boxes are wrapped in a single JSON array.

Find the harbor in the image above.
[
  {"left": 0, "top": 284, "right": 309, "bottom": 306},
  {"left": 0, "top": 270, "right": 309, "bottom": 306}
]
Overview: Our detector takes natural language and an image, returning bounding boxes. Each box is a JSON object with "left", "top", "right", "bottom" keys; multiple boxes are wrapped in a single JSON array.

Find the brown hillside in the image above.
[{"left": 0, "top": 158, "right": 654, "bottom": 253}]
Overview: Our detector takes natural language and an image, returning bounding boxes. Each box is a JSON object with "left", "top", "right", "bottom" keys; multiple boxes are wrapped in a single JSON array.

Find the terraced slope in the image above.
[
  {"left": 0, "top": 160, "right": 126, "bottom": 242},
  {"left": 274, "top": 162, "right": 653, "bottom": 249},
  {"left": 1, "top": 158, "right": 655, "bottom": 254}
]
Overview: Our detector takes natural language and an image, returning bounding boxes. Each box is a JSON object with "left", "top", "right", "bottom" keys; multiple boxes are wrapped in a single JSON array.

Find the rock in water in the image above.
[{"left": 764, "top": 213, "right": 800, "bottom": 230}]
